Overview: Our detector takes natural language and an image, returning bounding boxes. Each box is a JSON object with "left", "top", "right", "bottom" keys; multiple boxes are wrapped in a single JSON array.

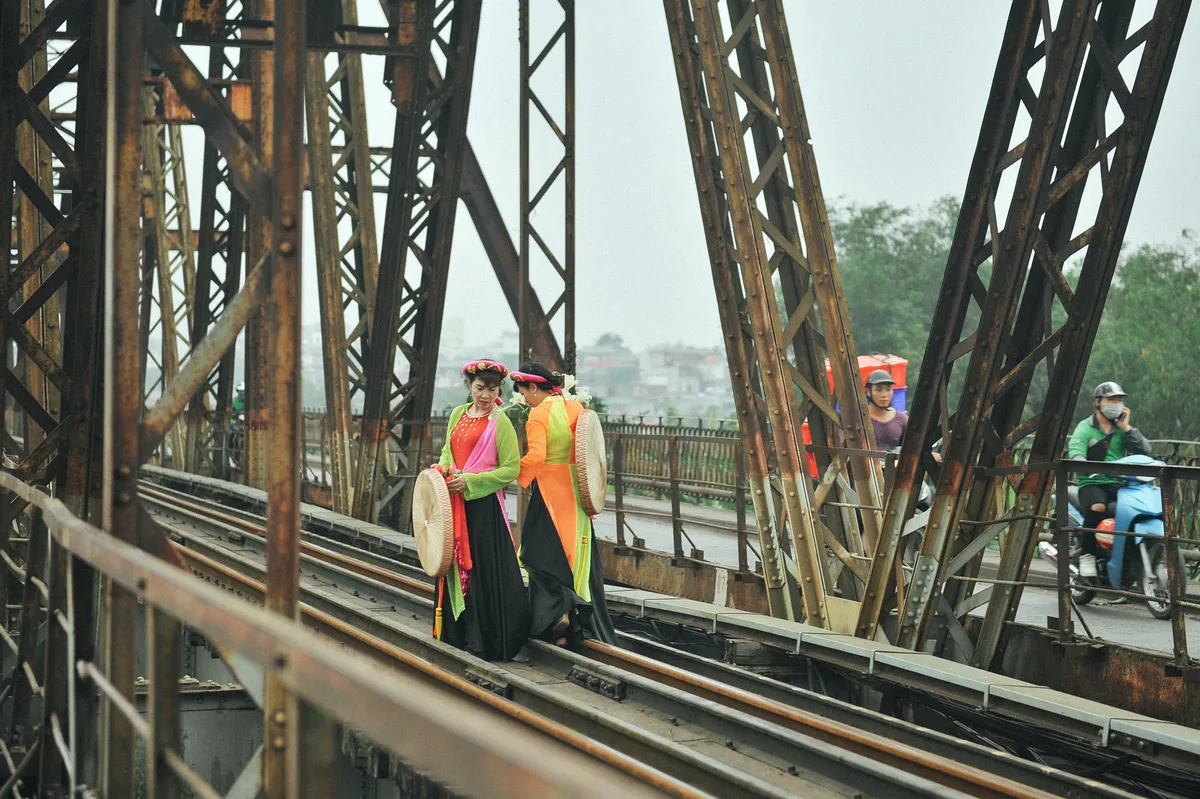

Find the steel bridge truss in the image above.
[
  {"left": 859, "top": 0, "right": 1192, "bottom": 663},
  {"left": 0, "top": 1, "right": 1192, "bottom": 790},
  {"left": 663, "top": 0, "right": 887, "bottom": 628}
]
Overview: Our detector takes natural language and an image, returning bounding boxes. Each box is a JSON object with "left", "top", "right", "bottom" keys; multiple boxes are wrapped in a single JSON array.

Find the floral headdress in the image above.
[
  {"left": 510, "top": 371, "right": 593, "bottom": 408},
  {"left": 461, "top": 359, "right": 508, "bottom": 379}
]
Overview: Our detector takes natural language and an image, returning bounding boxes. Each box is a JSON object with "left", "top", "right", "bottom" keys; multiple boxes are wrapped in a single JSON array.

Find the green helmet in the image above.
[{"left": 865, "top": 369, "right": 895, "bottom": 388}]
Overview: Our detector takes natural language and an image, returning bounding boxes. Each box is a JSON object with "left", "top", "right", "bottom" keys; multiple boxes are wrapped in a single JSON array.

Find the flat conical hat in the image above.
[
  {"left": 575, "top": 409, "right": 607, "bottom": 517},
  {"left": 412, "top": 468, "right": 454, "bottom": 577}
]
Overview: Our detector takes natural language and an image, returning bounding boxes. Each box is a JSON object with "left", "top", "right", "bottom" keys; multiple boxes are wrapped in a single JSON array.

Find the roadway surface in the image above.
[{"left": 526, "top": 490, "right": 1200, "bottom": 655}]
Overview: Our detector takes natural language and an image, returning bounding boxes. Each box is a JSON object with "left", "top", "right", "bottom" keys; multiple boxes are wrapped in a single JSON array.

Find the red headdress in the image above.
[{"left": 510, "top": 370, "right": 564, "bottom": 395}]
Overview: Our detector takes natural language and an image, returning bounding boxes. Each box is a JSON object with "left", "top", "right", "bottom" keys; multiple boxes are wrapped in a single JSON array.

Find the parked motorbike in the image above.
[{"left": 1038, "top": 454, "right": 1187, "bottom": 620}]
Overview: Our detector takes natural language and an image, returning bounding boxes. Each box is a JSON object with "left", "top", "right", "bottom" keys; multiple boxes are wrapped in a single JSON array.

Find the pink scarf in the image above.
[{"left": 459, "top": 409, "right": 515, "bottom": 544}]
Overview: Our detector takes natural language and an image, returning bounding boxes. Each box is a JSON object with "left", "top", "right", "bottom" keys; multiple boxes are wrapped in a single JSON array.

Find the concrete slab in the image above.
[
  {"left": 988, "top": 684, "right": 1154, "bottom": 744},
  {"left": 797, "top": 632, "right": 902, "bottom": 673},
  {"left": 872, "top": 651, "right": 1024, "bottom": 708}
]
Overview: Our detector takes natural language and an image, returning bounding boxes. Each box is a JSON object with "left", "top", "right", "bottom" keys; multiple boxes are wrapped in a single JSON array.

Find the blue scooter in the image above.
[{"left": 1051, "top": 455, "right": 1187, "bottom": 619}]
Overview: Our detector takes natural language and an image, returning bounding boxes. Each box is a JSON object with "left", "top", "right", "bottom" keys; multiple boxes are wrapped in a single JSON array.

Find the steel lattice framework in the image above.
[
  {"left": 858, "top": 0, "right": 1192, "bottom": 663},
  {"left": 663, "top": 0, "right": 888, "bottom": 626},
  {"left": 352, "top": 0, "right": 484, "bottom": 522},
  {"left": 0, "top": 0, "right": 1190, "bottom": 791}
]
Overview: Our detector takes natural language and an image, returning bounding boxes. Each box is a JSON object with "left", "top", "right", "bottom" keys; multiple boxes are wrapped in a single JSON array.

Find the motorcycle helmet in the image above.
[
  {"left": 1095, "top": 517, "right": 1116, "bottom": 550},
  {"left": 1093, "top": 381, "right": 1126, "bottom": 399},
  {"left": 865, "top": 369, "right": 894, "bottom": 388}
]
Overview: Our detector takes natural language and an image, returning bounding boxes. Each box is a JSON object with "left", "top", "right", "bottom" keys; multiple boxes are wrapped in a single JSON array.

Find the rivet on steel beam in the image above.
[
  {"left": 117, "top": 465, "right": 131, "bottom": 479},
  {"left": 274, "top": 711, "right": 286, "bottom": 724},
  {"left": 117, "top": 492, "right": 131, "bottom": 505},
  {"left": 281, "top": 214, "right": 296, "bottom": 230},
  {"left": 279, "top": 241, "right": 296, "bottom": 256},
  {"left": 273, "top": 736, "right": 285, "bottom": 750}
]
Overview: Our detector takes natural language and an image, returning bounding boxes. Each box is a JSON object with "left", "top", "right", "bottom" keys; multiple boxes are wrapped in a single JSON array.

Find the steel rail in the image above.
[
  {"left": 168, "top": 540, "right": 706, "bottom": 799},
  {"left": 162, "top": 524, "right": 852, "bottom": 799},
  {"left": 140, "top": 485, "right": 1114, "bottom": 799}
]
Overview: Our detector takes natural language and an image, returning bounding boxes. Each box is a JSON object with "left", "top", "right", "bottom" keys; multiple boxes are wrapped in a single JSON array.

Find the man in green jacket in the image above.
[{"left": 1066, "top": 381, "right": 1151, "bottom": 578}]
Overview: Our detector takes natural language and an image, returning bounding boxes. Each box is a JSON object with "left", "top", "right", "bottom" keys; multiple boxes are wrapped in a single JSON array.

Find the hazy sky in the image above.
[{"left": 292, "top": 1, "right": 1200, "bottom": 353}]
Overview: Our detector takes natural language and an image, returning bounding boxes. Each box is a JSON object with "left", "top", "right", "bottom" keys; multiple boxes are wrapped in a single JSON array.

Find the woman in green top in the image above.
[{"left": 432, "top": 360, "right": 530, "bottom": 661}]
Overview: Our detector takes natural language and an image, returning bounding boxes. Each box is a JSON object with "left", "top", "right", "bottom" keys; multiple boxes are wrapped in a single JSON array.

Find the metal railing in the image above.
[
  {"left": 287, "top": 411, "right": 1200, "bottom": 549},
  {"left": 0, "top": 472, "right": 658, "bottom": 797},
  {"left": 1050, "top": 459, "right": 1198, "bottom": 671}
]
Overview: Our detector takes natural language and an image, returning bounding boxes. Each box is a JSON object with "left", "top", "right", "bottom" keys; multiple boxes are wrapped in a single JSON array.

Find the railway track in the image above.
[{"left": 140, "top": 481, "right": 1134, "bottom": 799}]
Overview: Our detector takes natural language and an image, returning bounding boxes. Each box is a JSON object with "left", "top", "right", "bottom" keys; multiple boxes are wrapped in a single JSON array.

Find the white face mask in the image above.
[{"left": 1101, "top": 401, "right": 1125, "bottom": 421}]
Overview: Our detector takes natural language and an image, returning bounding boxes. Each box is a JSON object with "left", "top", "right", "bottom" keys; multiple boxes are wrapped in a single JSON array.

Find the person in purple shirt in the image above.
[{"left": 865, "top": 370, "right": 907, "bottom": 451}]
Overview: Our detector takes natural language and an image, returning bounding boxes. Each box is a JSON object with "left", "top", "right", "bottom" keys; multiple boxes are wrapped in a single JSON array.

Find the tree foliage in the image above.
[
  {"left": 824, "top": 197, "right": 1199, "bottom": 441},
  {"left": 1074, "top": 236, "right": 1200, "bottom": 439},
  {"left": 830, "top": 198, "right": 959, "bottom": 380}
]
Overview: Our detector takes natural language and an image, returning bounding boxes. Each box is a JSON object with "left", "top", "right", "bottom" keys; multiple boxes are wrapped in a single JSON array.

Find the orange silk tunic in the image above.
[{"left": 518, "top": 396, "right": 591, "bottom": 589}]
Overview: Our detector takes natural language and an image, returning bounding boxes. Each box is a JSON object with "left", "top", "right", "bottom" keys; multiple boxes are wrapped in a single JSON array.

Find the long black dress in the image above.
[
  {"left": 437, "top": 494, "right": 530, "bottom": 661},
  {"left": 521, "top": 480, "right": 617, "bottom": 645}
]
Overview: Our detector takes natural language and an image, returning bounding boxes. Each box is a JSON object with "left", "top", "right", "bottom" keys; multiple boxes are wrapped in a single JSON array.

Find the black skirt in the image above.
[
  {"left": 437, "top": 494, "right": 531, "bottom": 661},
  {"left": 521, "top": 480, "right": 617, "bottom": 645}
]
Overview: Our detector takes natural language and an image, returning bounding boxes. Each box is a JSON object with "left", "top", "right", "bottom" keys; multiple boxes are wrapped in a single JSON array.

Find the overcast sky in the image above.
[{"left": 291, "top": 1, "right": 1199, "bottom": 353}]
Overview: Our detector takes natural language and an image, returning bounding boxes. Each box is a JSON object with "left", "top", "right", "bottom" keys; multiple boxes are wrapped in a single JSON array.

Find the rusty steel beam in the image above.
[
  {"left": 143, "top": 8, "right": 270, "bottom": 205},
  {"left": 102, "top": 0, "right": 146, "bottom": 792},
  {"left": 349, "top": 0, "right": 435, "bottom": 521},
  {"left": 187, "top": 0, "right": 249, "bottom": 478},
  {"left": 142, "top": 88, "right": 188, "bottom": 467},
  {"left": 864, "top": 0, "right": 1192, "bottom": 659},
  {"left": 972, "top": 0, "right": 1192, "bottom": 668},
  {"left": 931, "top": 0, "right": 1139, "bottom": 653},
  {"left": 0, "top": 0, "right": 95, "bottom": 488},
  {"left": 663, "top": 0, "right": 880, "bottom": 629},
  {"left": 0, "top": 2, "right": 16, "bottom": 492},
  {"left": 51, "top": 2, "right": 108, "bottom": 788},
  {"left": 305, "top": 0, "right": 380, "bottom": 515},
  {"left": 661, "top": 0, "right": 801, "bottom": 619},
  {"left": 0, "top": 20, "right": 110, "bottom": 789},
  {"left": 242, "top": 0, "right": 275, "bottom": 491},
  {"left": 16, "top": 0, "right": 62, "bottom": 462},
  {"left": 264, "top": 0, "right": 307, "bottom": 790},
  {"left": 892, "top": 0, "right": 1101, "bottom": 651},
  {"left": 518, "top": 0, "right": 575, "bottom": 371},
  {"left": 856, "top": 1, "right": 1044, "bottom": 642},
  {"left": 352, "top": 0, "right": 483, "bottom": 522}
]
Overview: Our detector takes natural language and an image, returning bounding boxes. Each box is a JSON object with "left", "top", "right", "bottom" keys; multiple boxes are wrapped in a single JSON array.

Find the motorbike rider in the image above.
[
  {"left": 865, "top": 370, "right": 907, "bottom": 451},
  {"left": 1067, "top": 381, "right": 1152, "bottom": 578}
]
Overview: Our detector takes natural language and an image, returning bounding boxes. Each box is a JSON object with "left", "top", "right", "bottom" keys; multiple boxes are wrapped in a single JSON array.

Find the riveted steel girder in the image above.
[
  {"left": 860, "top": 0, "right": 1192, "bottom": 659},
  {"left": 351, "top": 0, "right": 483, "bottom": 522},
  {"left": 518, "top": 0, "right": 575, "bottom": 371},
  {"left": 306, "top": 0, "right": 380, "bottom": 515},
  {"left": 663, "top": 0, "right": 882, "bottom": 628}
]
